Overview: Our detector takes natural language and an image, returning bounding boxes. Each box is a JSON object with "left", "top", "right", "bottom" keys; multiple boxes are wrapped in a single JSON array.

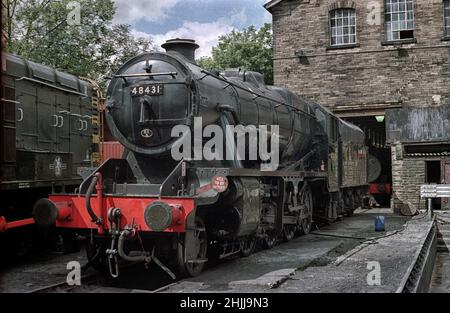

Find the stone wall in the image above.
[
  {"left": 268, "top": 0, "right": 450, "bottom": 212},
  {"left": 391, "top": 143, "right": 427, "bottom": 211},
  {"left": 270, "top": 0, "right": 450, "bottom": 111}
]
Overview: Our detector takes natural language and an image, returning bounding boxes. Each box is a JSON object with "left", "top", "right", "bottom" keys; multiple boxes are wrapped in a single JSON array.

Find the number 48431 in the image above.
[{"left": 130, "top": 84, "right": 164, "bottom": 96}]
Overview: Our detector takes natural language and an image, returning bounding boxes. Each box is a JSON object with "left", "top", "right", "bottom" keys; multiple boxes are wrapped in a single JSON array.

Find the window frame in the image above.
[
  {"left": 384, "top": 0, "right": 415, "bottom": 42},
  {"left": 444, "top": 0, "right": 450, "bottom": 39},
  {"left": 329, "top": 8, "right": 358, "bottom": 48}
]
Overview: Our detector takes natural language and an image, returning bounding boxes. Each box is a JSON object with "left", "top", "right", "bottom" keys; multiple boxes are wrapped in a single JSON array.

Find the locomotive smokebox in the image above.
[{"left": 161, "top": 38, "right": 199, "bottom": 63}]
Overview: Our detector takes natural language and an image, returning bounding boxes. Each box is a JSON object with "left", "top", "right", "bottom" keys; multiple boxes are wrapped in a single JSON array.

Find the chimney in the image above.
[{"left": 161, "top": 38, "right": 199, "bottom": 63}]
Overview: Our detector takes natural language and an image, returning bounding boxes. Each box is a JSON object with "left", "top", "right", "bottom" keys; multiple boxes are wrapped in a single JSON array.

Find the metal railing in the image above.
[{"left": 420, "top": 184, "right": 450, "bottom": 216}]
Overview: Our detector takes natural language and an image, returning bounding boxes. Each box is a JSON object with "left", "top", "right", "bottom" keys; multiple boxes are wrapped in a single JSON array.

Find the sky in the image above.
[{"left": 112, "top": 0, "right": 272, "bottom": 58}]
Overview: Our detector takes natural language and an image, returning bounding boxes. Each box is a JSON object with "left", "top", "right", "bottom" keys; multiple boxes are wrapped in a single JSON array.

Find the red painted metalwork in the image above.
[
  {"left": 101, "top": 141, "right": 125, "bottom": 162},
  {"left": 96, "top": 172, "right": 103, "bottom": 220},
  {"left": 369, "top": 183, "right": 392, "bottom": 195},
  {"left": 0, "top": 217, "right": 35, "bottom": 233},
  {"left": 54, "top": 201, "right": 72, "bottom": 221},
  {"left": 169, "top": 204, "right": 183, "bottom": 226},
  {"left": 49, "top": 194, "right": 195, "bottom": 233}
]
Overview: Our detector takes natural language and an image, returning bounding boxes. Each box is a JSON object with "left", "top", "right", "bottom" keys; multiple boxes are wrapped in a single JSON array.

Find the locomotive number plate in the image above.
[{"left": 130, "top": 84, "right": 164, "bottom": 96}]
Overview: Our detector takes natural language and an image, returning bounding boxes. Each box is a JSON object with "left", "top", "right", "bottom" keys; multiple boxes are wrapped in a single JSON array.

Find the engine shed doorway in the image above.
[{"left": 342, "top": 115, "right": 392, "bottom": 207}]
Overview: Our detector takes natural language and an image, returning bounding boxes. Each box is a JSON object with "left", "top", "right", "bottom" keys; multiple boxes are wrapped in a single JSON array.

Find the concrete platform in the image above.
[{"left": 161, "top": 209, "right": 434, "bottom": 293}]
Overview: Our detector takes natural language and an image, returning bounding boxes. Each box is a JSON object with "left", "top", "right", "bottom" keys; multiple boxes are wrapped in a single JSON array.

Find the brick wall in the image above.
[
  {"left": 270, "top": 0, "right": 450, "bottom": 110},
  {"left": 268, "top": 0, "right": 450, "bottom": 212},
  {"left": 391, "top": 143, "right": 426, "bottom": 211}
]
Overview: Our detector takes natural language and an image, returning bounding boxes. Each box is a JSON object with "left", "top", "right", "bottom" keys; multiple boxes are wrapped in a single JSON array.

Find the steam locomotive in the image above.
[{"left": 33, "top": 39, "right": 369, "bottom": 278}]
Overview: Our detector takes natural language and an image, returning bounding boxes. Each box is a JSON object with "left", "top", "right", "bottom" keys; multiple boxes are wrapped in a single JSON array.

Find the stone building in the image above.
[{"left": 265, "top": 0, "right": 450, "bottom": 211}]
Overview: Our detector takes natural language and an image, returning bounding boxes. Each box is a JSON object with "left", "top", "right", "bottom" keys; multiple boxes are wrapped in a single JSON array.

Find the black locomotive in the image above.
[
  {"left": 0, "top": 52, "right": 100, "bottom": 252},
  {"left": 35, "top": 39, "right": 369, "bottom": 278}
]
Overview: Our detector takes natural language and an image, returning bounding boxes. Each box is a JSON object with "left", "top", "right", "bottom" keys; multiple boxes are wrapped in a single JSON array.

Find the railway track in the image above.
[
  {"left": 28, "top": 273, "right": 97, "bottom": 293},
  {"left": 28, "top": 272, "right": 172, "bottom": 293},
  {"left": 30, "top": 282, "right": 155, "bottom": 293},
  {"left": 28, "top": 262, "right": 176, "bottom": 293}
]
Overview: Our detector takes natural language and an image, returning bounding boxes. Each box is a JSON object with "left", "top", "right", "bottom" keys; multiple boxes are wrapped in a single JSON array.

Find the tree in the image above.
[
  {"left": 4, "top": 0, "right": 157, "bottom": 89},
  {"left": 197, "top": 23, "right": 273, "bottom": 85}
]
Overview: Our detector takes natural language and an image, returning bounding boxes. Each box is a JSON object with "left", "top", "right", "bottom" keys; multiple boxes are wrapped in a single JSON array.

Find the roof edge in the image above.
[{"left": 264, "top": 0, "right": 284, "bottom": 11}]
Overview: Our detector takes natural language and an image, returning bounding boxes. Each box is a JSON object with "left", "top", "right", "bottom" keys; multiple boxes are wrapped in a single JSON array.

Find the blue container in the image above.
[{"left": 375, "top": 216, "right": 385, "bottom": 232}]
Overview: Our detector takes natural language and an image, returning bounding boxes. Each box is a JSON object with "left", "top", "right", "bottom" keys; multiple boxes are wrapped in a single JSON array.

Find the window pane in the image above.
[
  {"left": 407, "top": 2, "right": 413, "bottom": 11},
  {"left": 393, "top": 31, "right": 400, "bottom": 40},
  {"left": 392, "top": 21, "right": 399, "bottom": 31},
  {"left": 329, "top": 9, "right": 357, "bottom": 46},
  {"left": 407, "top": 21, "right": 413, "bottom": 29},
  {"left": 400, "top": 20, "right": 406, "bottom": 30}
]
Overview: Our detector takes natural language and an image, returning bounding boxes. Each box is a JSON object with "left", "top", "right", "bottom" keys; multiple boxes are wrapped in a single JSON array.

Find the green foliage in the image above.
[
  {"left": 5, "top": 0, "right": 156, "bottom": 90},
  {"left": 197, "top": 23, "right": 273, "bottom": 85}
]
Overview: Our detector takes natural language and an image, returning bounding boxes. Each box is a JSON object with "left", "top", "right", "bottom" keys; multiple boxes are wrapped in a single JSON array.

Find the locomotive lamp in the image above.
[{"left": 375, "top": 115, "right": 385, "bottom": 123}]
